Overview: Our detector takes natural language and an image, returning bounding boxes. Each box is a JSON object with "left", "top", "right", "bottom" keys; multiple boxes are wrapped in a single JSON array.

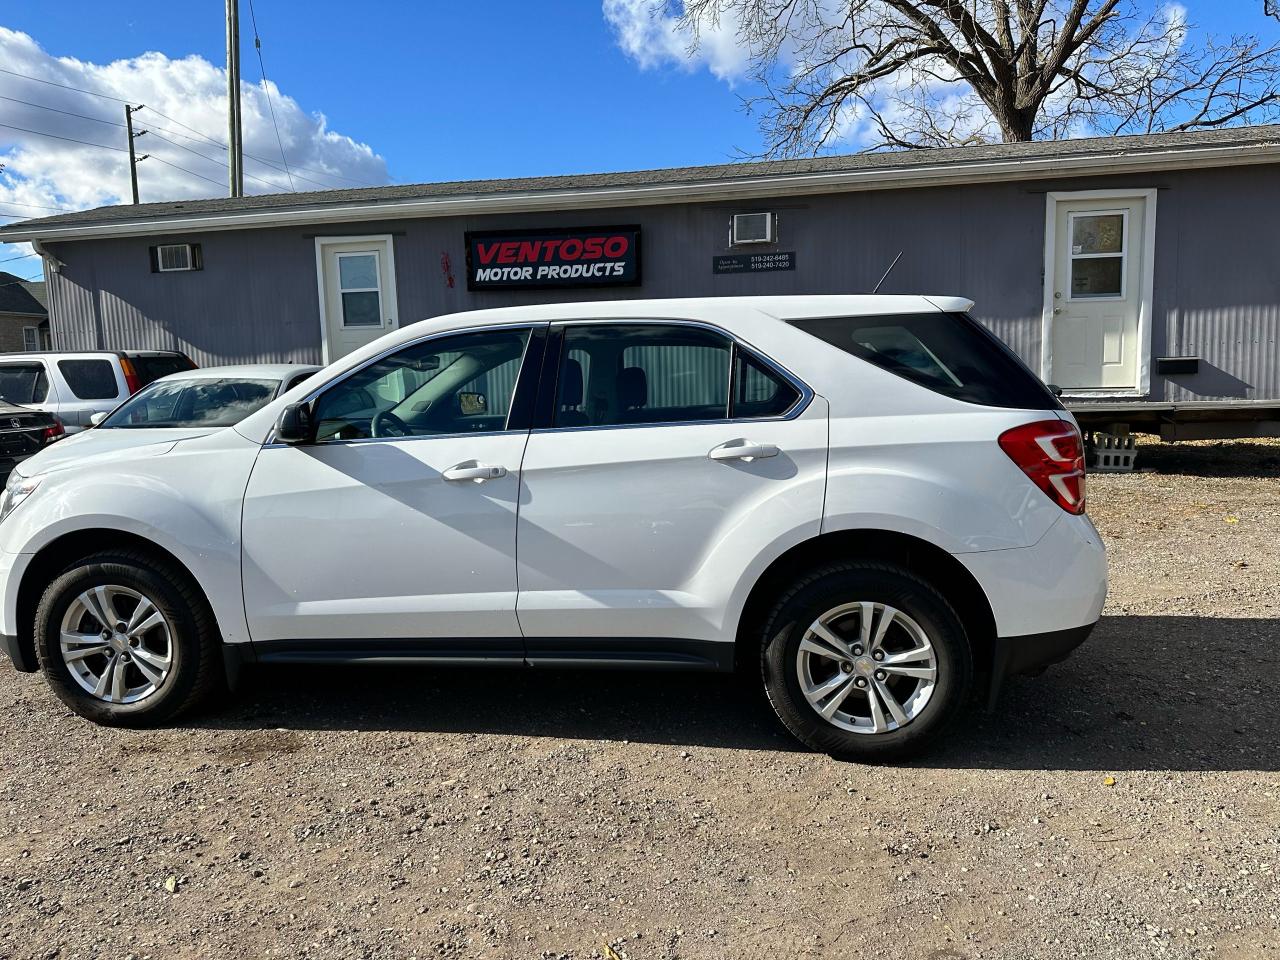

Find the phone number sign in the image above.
[{"left": 713, "top": 251, "right": 796, "bottom": 274}]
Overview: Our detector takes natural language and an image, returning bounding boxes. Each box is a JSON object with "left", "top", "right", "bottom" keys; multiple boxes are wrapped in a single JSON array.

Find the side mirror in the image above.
[
  {"left": 1047, "top": 383, "right": 1064, "bottom": 398},
  {"left": 89, "top": 411, "right": 108, "bottom": 427},
  {"left": 274, "top": 401, "right": 315, "bottom": 444}
]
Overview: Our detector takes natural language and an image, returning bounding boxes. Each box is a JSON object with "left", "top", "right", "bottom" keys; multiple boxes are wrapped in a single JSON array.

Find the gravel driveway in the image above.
[{"left": 1, "top": 439, "right": 1277, "bottom": 960}]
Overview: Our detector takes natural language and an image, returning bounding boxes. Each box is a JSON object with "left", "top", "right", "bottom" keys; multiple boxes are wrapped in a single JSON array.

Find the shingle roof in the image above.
[
  {"left": 0, "top": 273, "right": 47, "bottom": 317},
  {"left": 4, "top": 125, "right": 1279, "bottom": 239}
]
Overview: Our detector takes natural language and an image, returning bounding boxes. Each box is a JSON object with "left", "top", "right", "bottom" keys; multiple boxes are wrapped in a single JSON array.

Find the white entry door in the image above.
[
  {"left": 1048, "top": 195, "right": 1150, "bottom": 393},
  {"left": 317, "top": 236, "right": 399, "bottom": 362}
]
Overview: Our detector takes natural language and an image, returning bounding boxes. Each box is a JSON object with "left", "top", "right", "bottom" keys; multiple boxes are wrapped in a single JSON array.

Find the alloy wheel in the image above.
[
  {"left": 58, "top": 585, "right": 174, "bottom": 705},
  {"left": 795, "top": 601, "right": 938, "bottom": 735}
]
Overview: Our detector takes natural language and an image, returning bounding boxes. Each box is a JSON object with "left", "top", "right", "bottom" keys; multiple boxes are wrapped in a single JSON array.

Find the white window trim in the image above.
[
  {"left": 1065, "top": 208, "right": 1129, "bottom": 303},
  {"left": 1040, "top": 188, "right": 1157, "bottom": 400},
  {"left": 156, "top": 243, "right": 194, "bottom": 272},
  {"left": 21, "top": 326, "right": 39, "bottom": 352},
  {"left": 314, "top": 235, "right": 400, "bottom": 365}
]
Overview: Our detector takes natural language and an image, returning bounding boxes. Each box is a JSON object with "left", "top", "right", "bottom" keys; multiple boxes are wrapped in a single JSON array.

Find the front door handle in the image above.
[
  {"left": 708, "top": 439, "right": 779, "bottom": 462},
  {"left": 442, "top": 461, "right": 508, "bottom": 482}
]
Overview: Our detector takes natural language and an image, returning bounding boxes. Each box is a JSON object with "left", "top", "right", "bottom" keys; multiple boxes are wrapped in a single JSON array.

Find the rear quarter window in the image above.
[
  {"left": 58, "top": 359, "right": 120, "bottom": 400},
  {"left": 789, "top": 312, "right": 1061, "bottom": 410},
  {"left": 130, "top": 354, "right": 196, "bottom": 386},
  {"left": 0, "top": 363, "right": 49, "bottom": 404}
]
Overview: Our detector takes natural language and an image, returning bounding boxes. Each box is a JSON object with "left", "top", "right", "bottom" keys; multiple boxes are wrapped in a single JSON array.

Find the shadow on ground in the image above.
[
  {"left": 207, "top": 615, "right": 1280, "bottom": 772},
  {"left": 1127, "top": 439, "right": 1280, "bottom": 477}
]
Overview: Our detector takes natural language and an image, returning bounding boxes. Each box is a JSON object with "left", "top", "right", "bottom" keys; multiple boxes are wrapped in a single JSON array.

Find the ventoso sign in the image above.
[{"left": 465, "top": 226, "right": 641, "bottom": 290}]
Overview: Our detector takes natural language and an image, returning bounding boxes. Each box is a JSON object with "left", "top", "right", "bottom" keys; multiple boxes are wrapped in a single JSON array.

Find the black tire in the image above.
[
  {"left": 759, "top": 562, "right": 972, "bottom": 761},
  {"left": 34, "top": 550, "right": 222, "bottom": 726}
]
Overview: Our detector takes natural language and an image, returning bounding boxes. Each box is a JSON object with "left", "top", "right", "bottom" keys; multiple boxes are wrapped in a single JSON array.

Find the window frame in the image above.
[
  {"left": 335, "top": 250, "right": 386, "bottom": 330},
  {"left": 151, "top": 243, "right": 203, "bottom": 273},
  {"left": 1065, "top": 209, "right": 1128, "bottom": 303},
  {"left": 531, "top": 318, "right": 811, "bottom": 433},
  {"left": 276, "top": 323, "right": 547, "bottom": 447}
]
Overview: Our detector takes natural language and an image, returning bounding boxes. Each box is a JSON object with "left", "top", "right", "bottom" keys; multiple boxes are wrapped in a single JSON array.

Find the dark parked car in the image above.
[{"left": 0, "top": 400, "right": 63, "bottom": 483}]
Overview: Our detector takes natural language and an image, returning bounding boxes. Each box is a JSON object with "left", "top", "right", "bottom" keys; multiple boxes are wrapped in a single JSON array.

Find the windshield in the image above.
[{"left": 101, "top": 377, "right": 279, "bottom": 429}]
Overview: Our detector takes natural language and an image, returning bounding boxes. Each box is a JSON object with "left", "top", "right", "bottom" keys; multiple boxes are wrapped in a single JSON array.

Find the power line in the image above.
[
  {"left": 0, "top": 65, "right": 130, "bottom": 103},
  {"left": 247, "top": 0, "right": 296, "bottom": 193},
  {"left": 0, "top": 199, "right": 77, "bottom": 212},
  {"left": 1, "top": 64, "right": 378, "bottom": 189},
  {"left": 0, "top": 121, "right": 228, "bottom": 191},
  {"left": 0, "top": 252, "right": 38, "bottom": 263},
  {"left": 0, "top": 94, "right": 124, "bottom": 128},
  {"left": 147, "top": 130, "right": 293, "bottom": 192},
  {"left": 0, "top": 121, "right": 128, "bottom": 152}
]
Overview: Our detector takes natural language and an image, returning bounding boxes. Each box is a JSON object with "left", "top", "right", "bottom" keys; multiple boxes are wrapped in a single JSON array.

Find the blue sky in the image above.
[
  {"left": 3, "top": 0, "right": 763, "bottom": 185},
  {"left": 1, "top": 1, "right": 1277, "bottom": 278}
]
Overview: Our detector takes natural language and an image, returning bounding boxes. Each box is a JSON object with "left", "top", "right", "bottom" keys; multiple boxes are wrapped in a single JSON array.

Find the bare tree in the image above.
[{"left": 665, "top": 1, "right": 1280, "bottom": 154}]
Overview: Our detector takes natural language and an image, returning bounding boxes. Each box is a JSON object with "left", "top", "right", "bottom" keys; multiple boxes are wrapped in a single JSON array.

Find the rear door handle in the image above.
[
  {"left": 442, "top": 461, "right": 508, "bottom": 482},
  {"left": 708, "top": 439, "right": 779, "bottom": 462}
]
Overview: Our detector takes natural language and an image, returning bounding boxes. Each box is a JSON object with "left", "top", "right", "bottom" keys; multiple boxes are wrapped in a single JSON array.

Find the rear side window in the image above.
[
  {"left": 0, "top": 364, "right": 49, "bottom": 404},
  {"left": 58, "top": 359, "right": 119, "bottom": 400},
  {"left": 129, "top": 354, "right": 196, "bottom": 387},
  {"left": 789, "top": 312, "right": 1061, "bottom": 410},
  {"left": 555, "top": 324, "right": 731, "bottom": 427}
]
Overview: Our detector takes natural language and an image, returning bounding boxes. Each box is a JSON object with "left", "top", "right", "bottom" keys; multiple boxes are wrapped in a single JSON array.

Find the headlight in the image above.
[{"left": 0, "top": 473, "right": 40, "bottom": 524}]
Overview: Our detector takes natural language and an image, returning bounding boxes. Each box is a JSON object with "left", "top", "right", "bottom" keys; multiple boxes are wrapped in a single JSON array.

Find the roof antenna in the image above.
[{"left": 871, "top": 251, "right": 903, "bottom": 294}]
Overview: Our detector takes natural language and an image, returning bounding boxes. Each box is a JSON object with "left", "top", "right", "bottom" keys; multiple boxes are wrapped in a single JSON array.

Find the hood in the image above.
[{"left": 15, "top": 427, "right": 220, "bottom": 479}]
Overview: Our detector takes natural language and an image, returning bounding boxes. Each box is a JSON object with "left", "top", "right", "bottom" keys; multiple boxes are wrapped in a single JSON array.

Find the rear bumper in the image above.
[
  {"left": 957, "top": 512, "right": 1107, "bottom": 638},
  {"left": 986, "top": 621, "right": 1095, "bottom": 709},
  {"left": 1, "top": 631, "right": 36, "bottom": 673}
]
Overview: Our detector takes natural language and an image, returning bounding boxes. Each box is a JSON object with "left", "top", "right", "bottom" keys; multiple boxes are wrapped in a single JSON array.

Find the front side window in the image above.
[
  {"left": 58, "top": 359, "right": 119, "bottom": 400},
  {"left": 101, "top": 378, "right": 278, "bottom": 428},
  {"left": 555, "top": 324, "right": 731, "bottom": 428},
  {"left": 313, "top": 328, "right": 531, "bottom": 441},
  {"left": 0, "top": 363, "right": 49, "bottom": 405}
]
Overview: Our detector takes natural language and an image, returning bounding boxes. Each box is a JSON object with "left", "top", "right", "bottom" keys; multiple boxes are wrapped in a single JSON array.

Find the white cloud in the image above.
[
  {"left": 603, "top": 0, "right": 751, "bottom": 83},
  {"left": 0, "top": 27, "right": 390, "bottom": 271}
]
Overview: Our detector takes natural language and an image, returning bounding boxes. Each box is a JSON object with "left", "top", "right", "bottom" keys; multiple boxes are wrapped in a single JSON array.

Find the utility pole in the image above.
[
  {"left": 226, "top": 0, "right": 244, "bottom": 197},
  {"left": 124, "top": 104, "right": 149, "bottom": 204}
]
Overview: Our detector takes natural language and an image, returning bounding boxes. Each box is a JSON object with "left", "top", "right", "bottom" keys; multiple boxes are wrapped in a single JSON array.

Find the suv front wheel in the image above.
[
  {"left": 34, "top": 551, "right": 222, "bottom": 726},
  {"left": 760, "top": 562, "right": 972, "bottom": 760}
]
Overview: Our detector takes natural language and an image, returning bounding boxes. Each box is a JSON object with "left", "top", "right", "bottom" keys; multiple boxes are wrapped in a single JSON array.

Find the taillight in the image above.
[
  {"left": 42, "top": 419, "right": 65, "bottom": 442},
  {"left": 998, "top": 419, "right": 1087, "bottom": 514},
  {"left": 119, "top": 356, "right": 143, "bottom": 395}
]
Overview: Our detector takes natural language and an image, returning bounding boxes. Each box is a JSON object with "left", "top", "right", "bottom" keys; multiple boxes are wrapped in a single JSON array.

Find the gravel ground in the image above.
[{"left": 1, "top": 438, "right": 1277, "bottom": 960}]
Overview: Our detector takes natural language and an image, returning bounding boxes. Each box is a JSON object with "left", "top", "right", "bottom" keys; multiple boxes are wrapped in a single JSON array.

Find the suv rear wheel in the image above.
[
  {"left": 760, "top": 562, "right": 972, "bottom": 760},
  {"left": 34, "top": 551, "right": 222, "bottom": 726}
]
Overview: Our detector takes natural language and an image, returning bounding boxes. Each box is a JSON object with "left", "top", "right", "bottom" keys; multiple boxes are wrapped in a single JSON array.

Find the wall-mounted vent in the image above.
[
  {"left": 730, "top": 212, "right": 775, "bottom": 246},
  {"left": 150, "top": 243, "right": 203, "bottom": 273}
]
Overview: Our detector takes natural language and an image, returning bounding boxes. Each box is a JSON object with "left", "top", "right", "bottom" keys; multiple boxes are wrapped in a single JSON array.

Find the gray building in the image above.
[{"left": 2, "top": 125, "right": 1279, "bottom": 437}]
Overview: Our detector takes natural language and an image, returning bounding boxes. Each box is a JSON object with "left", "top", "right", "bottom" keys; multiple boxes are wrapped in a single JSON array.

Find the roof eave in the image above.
[{"left": 3, "top": 139, "right": 1278, "bottom": 244}]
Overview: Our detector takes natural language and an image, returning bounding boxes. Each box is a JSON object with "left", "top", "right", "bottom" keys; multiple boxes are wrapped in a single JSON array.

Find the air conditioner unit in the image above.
[{"left": 730, "top": 212, "right": 775, "bottom": 245}]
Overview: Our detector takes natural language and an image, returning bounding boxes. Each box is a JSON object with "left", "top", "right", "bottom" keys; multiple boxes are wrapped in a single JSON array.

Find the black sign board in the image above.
[
  {"left": 713, "top": 251, "right": 796, "bottom": 274},
  {"left": 465, "top": 225, "right": 641, "bottom": 290}
]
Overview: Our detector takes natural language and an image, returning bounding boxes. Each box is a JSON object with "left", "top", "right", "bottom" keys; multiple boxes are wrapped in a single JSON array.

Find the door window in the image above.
[
  {"left": 312, "top": 328, "right": 531, "bottom": 441},
  {"left": 732, "top": 350, "right": 800, "bottom": 418},
  {"left": 57, "top": 359, "right": 119, "bottom": 400},
  {"left": 337, "top": 252, "right": 383, "bottom": 328},
  {"left": 554, "top": 324, "right": 732, "bottom": 427},
  {"left": 1068, "top": 212, "right": 1126, "bottom": 300},
  {"left": 0, "top": 363, "right": 49, "bottom": 404}
]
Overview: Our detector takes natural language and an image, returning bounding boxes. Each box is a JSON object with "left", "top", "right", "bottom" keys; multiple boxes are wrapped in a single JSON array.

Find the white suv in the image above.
[{"left": 0, "top": 297, "right": 1106, "bottom": 759}]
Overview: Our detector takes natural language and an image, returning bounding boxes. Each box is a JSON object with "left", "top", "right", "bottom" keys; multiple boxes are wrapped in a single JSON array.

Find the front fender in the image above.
[{"left": 0, "top": 430, "right": 260, "bottom": 646}]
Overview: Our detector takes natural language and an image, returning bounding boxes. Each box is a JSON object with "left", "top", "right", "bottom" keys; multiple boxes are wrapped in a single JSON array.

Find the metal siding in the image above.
[{"left": 39, "top": 163, "right": 1280, "bottom": 401}]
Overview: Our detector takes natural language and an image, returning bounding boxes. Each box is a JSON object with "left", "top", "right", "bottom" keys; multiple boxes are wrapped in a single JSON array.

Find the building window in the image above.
[
  {"left": 730, "top": 212, "right": 775, "bottom": 246},
  {"left": 337, "top": 251, "right": 384, "bottom": 328},
  {"left": 21, "top": 327, "right": 39, "bottom": 352},
  {"left": 150, "top": 243, "right": 203, "bottom": 273}
]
